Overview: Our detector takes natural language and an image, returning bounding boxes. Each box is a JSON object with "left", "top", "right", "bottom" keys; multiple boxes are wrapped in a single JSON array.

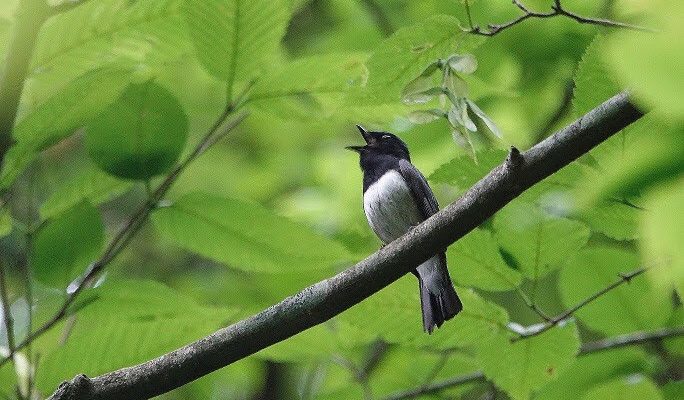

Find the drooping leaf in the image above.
[
  {"left": 31, "top": 202, "right": 104, "bottom": 288},
  {"left": 407, "top": 109, "right": 445, "bottom": 124},
  {"left": 40, "top": 161, "right": 134, "bottom": 220},
  {"left": 151, "top": 192, "right": 351, "bottom": 272},
  {"left": 493, "top": 201, "right": 590, "bottom": 281},
  {"left": 447, "top": 53, "right": 477, "bottom": 74},
  {"left": 85, "top": 81, "right": 188, "bottom": 180},
  {"left": 467, "top": 98, "right": 503, "bottom": 138},
  {"left": 559, "top": 247, "right": 672, "bottom": 336},
  {"left": 448, "top": 228, "right": 522, "bottom": 291},
  {"left": 181, "top": 0, "right": 290, "bottom": 98},
  {"left": 477, "top": 322, "right": 580, "bottom": 400},
  {"left": 0, "top": 68, "right": 132, "bottom": 188},
  {"left": 35, "top": 280, "right": 239, "bottom": 393}
]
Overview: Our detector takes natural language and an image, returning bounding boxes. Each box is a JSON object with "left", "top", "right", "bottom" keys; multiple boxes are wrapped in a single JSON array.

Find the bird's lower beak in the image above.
[{"left": 345, "top": 145, "right": 364, "bottom": 152}]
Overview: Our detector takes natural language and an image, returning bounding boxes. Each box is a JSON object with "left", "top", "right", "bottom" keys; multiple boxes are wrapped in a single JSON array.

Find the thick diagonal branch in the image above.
[{"left": 48, "top": 92, "right": 642, "bottom": 400}]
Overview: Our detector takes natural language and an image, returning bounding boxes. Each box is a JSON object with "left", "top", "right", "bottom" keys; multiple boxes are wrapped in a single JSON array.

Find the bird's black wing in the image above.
[{"left": 398, "top": 159, "right": 439, "bottom": 220}]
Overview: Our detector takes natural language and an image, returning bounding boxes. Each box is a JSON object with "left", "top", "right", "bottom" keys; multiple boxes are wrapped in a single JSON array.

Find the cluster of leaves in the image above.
[{"left": 0, "top": 0, "right": 681, "bottom": 400}]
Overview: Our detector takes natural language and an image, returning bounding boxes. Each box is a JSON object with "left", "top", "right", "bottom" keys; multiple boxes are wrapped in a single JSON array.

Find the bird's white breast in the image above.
[{"left": 364, "top": 170, "right": 422, "bottom": 244}]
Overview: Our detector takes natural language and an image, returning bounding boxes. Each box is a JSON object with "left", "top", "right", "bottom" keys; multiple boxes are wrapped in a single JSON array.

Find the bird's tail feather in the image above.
[{"left": 417, "top": 256, "right": 462, "bottom": 334}]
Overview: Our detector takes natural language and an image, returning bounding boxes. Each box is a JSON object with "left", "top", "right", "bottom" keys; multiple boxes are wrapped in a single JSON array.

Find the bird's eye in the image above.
[{"left": 381, "top": 135, "right": 391, "bottom": 140}]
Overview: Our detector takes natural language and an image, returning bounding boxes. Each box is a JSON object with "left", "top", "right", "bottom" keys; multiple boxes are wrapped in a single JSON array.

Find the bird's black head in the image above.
[{"left": 346, "top": 125, "right": 411, "bottom": 161}]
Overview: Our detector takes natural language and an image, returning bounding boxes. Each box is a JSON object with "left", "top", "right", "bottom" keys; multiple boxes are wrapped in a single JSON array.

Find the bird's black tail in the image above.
[{"left": 416, "top": 254, "right": 462, "bottom": 334}]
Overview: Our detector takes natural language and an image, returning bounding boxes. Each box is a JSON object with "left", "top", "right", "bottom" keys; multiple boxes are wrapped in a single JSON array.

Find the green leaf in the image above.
[
  {"left": 407, "top": 109, "right": 445, "bottom": 124},
  {"left": 341, "top": 276, "right": 510, "bottom": 348},
  {"left": 151, "top": 192, "right": 351, "bottom": 272},
  {"left": 85, "top": 81, "right": 188, "bottom": 180},
  {"left": 641, "top": 181, "right": 684, "bottom": 297},
  {"left": 31, "top": 202, "right": 104, "bottom": 288},
  {"left": 0, "top": 206, "right": 11, "bottom": 238},
  {"left": 246, "top": 53, "right": 368, "bottom": 118},
  {"left": 573, "top": 35, "right": 619, "bottom": 117},
  {"left": 559, "top": 247, "right": 672, "bottom": 336},
  {"left": 40, "top": 161, "right": 134, "bottom": 220},
  {"left": 477, "top": 322, "right": 580, "bottom": 400},
  {"left": 362, "top": 14, "right": 483, "bottom": 104},
  {"left": 663, "top": 380, "right": 684, "bottom": 400},
  {"left": 467, "top": 98, "right": 503, "bottom": 138},
  {"left": 582, "top": 376, "right": 663, "bottom": 400},
  {"left": 448, "top": 228, "right": 522, "bottom": 291},
  {"left": 181, "top": 0, "right": 290, "bottom": 97},
  {"left": 35, "top": 280, "right": 238, "bottom": 393},
  {"left": 447, "top": 53, "right": 478, "bottom": 74},
  {"left": 603, "top": 1, "right": 684, "bottom": 119},
  {"left": 493, "top": 201, "right": 590, "bottom": 280},
  {"left": 0, "top": 68, "right": 132, "bottom": 188},
  {"left": 536, "top": 347, "right": 652, "bottom": 400},
  {"left": 429, "top": 149, "right": 507, "bottom": 191},
  {"left": 578, "top": 201, "right": 642, "bottom": 241}
]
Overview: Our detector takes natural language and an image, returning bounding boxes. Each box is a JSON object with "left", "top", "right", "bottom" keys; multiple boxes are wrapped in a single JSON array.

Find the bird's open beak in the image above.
[{"left": 345, "top": 124, "right": 371, "bottom": 152}]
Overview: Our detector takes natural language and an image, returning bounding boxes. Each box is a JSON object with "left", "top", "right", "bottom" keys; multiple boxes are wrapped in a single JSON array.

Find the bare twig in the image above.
[
  {"left": 46, "top": 92, "right": 643, "bottom": 400},
  {"left": 383, "top": 326, "right": 684, "bottom": 400},
  {"left": 0, "top": 105, "right": 250, "bottom": 368},
  {"left": 467, "top": 0, "right": 654, "bottom": 36},
  {"left": 515, "top": 267, "right": 646, "bottom": 340}
]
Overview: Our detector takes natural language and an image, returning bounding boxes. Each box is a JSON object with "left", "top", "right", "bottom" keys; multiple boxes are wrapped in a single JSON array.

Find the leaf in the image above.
[
  {"left": 181, "top": 0, "right": 290, "bottom": 97},
  {"left": 0, "top": 206, "right": 11, "bottom": 238},
  {"left": 0, "top": 298, "right": 30, "bottom": 349},
  {"left": 407, "top": 109, "right": 445, "bottom": 124},
  {"left": 362, "top": 14, "right": 484, "bottom": 104},
  {"left": 640, "top": 180, "right": 684, "bottom": 297},
  {"left": 40, "top": 161, "right": 134, "bottom": 220},
  {"left": 340, "top": 276, "right": 510, "bottom": 348},
  {"left": 85, "top": 81, "right": 188, "bottom": 180},
  {"left": 447, "top": 53, "right": 478, "bottom": 74},
  {"left": 582, "top": 376, "right": 663, "bottom": 400},
  {"left": 477, "top": 322, "right": 580, "bottom": 400},
  {"left": 429, "top": 149, "right": 507, "bottom": 191},
  {"left": 246, "top": 53, "right": 368, "bottom": 118},
  {"left": 578, "top": 201, "right": 642, "bottom": 241},
  {"left": 35, "top": 280, "right": 238, "bottom": 393},
  {"left": 604, "top": 1, "right": 684, "bottom": 119},
  {"left": 31, "top": 202, "right": 104, "bottom": 288},
  {"left": 448, "top": 228, "right": 522, "bottom": 291},
  {"left": 493, "top": 201, "right": 590, "bottom": 280},
  {"left": 573, "top": 35, "right": 619, "bottom": 117},
  {"left": 559, "top": 247, "right": 672, "bottom": 336},
  {"left": 467, "top": 98, "right": 502, "bottom": 138},
  {"left": 0, "top": 68, "right": 132, "bottom": 188},
  {"left": 151, "top": 192, "right": 351, "bottom": 272}
]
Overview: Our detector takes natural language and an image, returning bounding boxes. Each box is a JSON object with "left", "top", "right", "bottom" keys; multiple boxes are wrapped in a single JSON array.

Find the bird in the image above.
[{"left": 346, "top": 125, "right": 462, "bottom": 333}]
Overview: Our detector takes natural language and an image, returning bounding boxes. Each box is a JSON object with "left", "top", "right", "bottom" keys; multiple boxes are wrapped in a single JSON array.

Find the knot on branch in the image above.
[
  {"left": 505, "top": 146, "right": 523, "bottom": 169},
  {"left": 49, "top": 374, "right": 93, "bottom": 400}
]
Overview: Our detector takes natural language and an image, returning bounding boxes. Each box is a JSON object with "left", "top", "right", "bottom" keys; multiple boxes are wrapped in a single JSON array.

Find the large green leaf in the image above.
[
  {"left": 246, "top": 53, "right": 369, "bottom": 119},
  {"left": 448, "top": 228, "right": 522, "bottom": 291},
  {"left": 35, "top": 280, "right": 238, "bottom": 392},
  {"left": 559, "top": 247, "right": 672, "bottom": 336},
  {"left": 582, "top": 377, "right": 663, "bottom": 400},
  {"left": 573, "top": 35, "right": 619, "bottom": 118},
  {"left": 0, "top": 68, "right": 132, "bottom": 188},
  {"left": 40, "top": 160, "right": 133, "bottom": 220},
  {"left": 359, "top": 14, "right": 483, "bottom": 105},
  {"left": 340, "top": 276, "right": 510, "bottom": 348},
  {"left": 640, "top": 181, "right": 684, "bottom": 296},
  {"left": 151, "top": 192, "right": 351, "bottom": 272},
  {"left": 31, "top": 202, "right": 104, "bottom": 288},
  {"left": 85, "top": 81, "right": 189, "bottom": 180},
  {"left": 181, "top": 0, "right": 290, "bottom": 98},
  {"left": 477, "top": 322, "right": 580, "bottom": 400},
  {"left": 429, "top": 149, "right": 507, "bottom": 192},
  {"left": 493, "top": 201, "right": 590, "bottom": 281}
]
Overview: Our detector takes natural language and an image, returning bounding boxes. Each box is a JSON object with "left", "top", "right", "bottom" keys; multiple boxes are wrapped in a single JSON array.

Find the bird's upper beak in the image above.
[{"left": 345, "top": 125, "right": 371, "bottom": 152}]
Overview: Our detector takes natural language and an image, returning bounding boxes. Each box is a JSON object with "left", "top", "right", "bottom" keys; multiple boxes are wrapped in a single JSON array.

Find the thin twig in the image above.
[
  {"left": 467, "top": 0, "right": 655, "bottom": 36},
  {"left": 0, "top": 105, "right": 250, "bottom": 368},
  {"left": 383, "top": 326, "right": 684, "bottom": 400},
  {"left": 463, "top": 0, "right": 475, "bottom": 30},
  {"left": 515, "top": 267, "right": 646, "bottom": 340}
]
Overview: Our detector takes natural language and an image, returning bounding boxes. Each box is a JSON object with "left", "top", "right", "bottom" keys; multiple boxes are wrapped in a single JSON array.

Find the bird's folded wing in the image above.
[{"left": 398, "top": 159, "right": 439, "bottom": 220}]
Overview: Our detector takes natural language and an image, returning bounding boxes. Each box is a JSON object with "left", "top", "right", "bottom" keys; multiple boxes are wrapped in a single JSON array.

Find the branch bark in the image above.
[
  {"left": 48, "top": 92, "right": 642, "bottom": 400},
  {"left": 383, "top": 326, "right": 684, "bottom": 400}
]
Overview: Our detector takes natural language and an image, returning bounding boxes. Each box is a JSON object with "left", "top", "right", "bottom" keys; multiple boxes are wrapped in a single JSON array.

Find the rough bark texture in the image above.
[{"left": 49, "top": 92, "right": 643, "bottom": 400}]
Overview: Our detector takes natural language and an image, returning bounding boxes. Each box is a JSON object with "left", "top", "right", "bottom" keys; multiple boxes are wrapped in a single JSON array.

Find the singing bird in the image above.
[{"left": 347, "top": 125, "right": 462, "bottom": 333}]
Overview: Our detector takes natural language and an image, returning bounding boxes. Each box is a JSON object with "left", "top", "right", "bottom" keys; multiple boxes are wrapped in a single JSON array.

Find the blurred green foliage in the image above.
[{"left": 0, "top": 0, "right": 681, "bottom": 399}]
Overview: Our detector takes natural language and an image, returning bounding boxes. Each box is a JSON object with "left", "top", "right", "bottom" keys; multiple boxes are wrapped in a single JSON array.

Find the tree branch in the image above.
[
  {"left": 515, "top": 267, "right": 646, "bottom": 340},
  {"left": 0, "top": 106, "right": 250, "bottom": 368},
  {"left": 383, "top": 326, "right": 684, "bottom": 400},
  {"left": 468, "top": 0, "right": 654, "bottom": 36},
  {"left": 45, "top": 92, "right": 643, "bottom": 400}
]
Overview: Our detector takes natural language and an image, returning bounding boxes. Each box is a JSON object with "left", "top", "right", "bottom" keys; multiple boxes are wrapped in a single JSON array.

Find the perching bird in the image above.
[{"left": 347, "top": 125, "right": 462, "bottom": 333}]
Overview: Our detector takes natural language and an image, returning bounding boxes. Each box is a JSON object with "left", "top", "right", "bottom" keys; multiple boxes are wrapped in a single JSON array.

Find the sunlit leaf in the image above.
[
  {"left": 447, "top": 53, "right": 477, "bottom": 74},
  {"left": 582, "top": 376, "right": 663, "bottom": 400},
  {"left": 407, "top": 109, "right": 445, "bottom": 124}
]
